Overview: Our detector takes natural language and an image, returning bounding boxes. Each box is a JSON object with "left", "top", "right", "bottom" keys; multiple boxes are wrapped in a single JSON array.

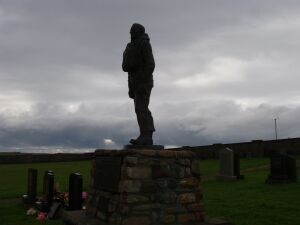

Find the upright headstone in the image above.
[
  {"left": 217, "top": 148, "right": 243, "bottom": 181},
  {"left": 43, "top": 170, "right": 54, "bottom": 206},
  {"left": 22, "top": 168, "right": 38, "bottom": 204},
  {"left": 69, "top": 173, "right": 83, "bottom": 210},
  {"left": 233, "top": 152, "right": 244, "bottom": 179},
  {"left": 266, "top": 153, "right": 297, "bottom": 183}
]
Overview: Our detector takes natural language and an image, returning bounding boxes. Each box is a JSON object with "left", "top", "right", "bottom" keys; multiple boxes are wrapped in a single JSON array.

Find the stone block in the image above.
[
  {"left": 158, "top": 191, "right": 177, "bottom": 204},
  {"left": 178, "top": 159, "right": 191, "bottom": 166},
  {"left": 163, "top": 214, "right": 176, "bottom": 224},
  {"left": 186, "top": 203, "right": 204, "bottom": 212},
  {"left": 177, "top": 193, "right": 196, "bottom": 204},
  {"left": 119, "top": 180, "right": 141, "bottom": 193},
  {"left": 165, "top": 205, "right": 187, "bottom": 214},
  {"left": 177, "top": 213, "right": 196, "bottom": 223},
  {"left": 123, "top": 194, "right": 149, "bottom": 203},
  {"left": 140, "top": 180, "right": 158, "bottom": 192},
  {"left": 170, "top": 164, "right": 185, "bottom": 178},
  {"left": 132, "top": 203, "right": 161, "bottom": 211},
  {"left": 191, "top": 159, "right": 201, "bottom": 177},
  {"left": 180, "top": 177, "right": 199, "bottom": 188},
  {"left": 124, "top": 156, "right": 139, "bottom": 165},
  {"left": 126, "top": 167, "right": 152, "bottom": 179},
  {"left": 194, "top": 212, "right": 205, "bottom": 221},
  {"left": 122, "top": 216, "right": 151, "bottom": 225},
  {"left": 152, "top": 165, "right": 172, "bottom": 178},
  {"left": 167, "top": 178, "right": 178, "bottom": 189}
]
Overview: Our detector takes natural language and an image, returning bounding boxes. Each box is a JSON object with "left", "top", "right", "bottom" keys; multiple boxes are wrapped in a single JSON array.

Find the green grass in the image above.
[
  {"left": 0, "top": 161, "right": 92, "bottom": 225},
  {"left": 0, "top": 157, "right": 299, "bottom": 225},
  {"left": 0, "top": 161, "right": 91, "bottom": 199},
  {"left": 201, "top": 157, "right": 300, "bottom": 225}
]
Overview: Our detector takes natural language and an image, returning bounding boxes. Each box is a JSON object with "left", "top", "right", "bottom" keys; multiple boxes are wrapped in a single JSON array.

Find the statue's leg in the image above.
[
  {"left": 134, "top": 86, "right": 155, "bottom": 133},
  {"left": 130, "top": 86, "right": 155, "bottom": 145}
]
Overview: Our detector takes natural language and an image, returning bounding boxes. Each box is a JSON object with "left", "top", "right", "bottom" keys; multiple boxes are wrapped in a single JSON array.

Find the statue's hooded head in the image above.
[{"left": 130, "top": 23, "right": 145, "bottom": 42}]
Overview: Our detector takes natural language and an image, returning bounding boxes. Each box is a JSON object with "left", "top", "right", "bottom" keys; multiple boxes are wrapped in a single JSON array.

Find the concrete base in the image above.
[
  {"left": 123, "top": 144, "right": 164, "bottom": 150},
  {"left": 62, "top": 210, "right": 232, "bottom": 225}
]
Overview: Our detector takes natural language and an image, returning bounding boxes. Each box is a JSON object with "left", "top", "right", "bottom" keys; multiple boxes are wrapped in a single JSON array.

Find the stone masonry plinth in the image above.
[{"left": 86, "top": 149, "right": 204, "bottom": 225}]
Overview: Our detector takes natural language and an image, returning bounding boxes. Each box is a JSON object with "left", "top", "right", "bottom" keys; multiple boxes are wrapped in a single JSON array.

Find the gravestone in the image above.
[
  {"left": 36, "top": 170, "right": 54, "bottom": 212},
  {"left": 43, "top": 170, "right": 54, "bottom": 206},
  {"left": 266, "top": 153, "right": 297, "bottom": 183},
  {"left": 69, "top": 173, "right": 83, "bottom": 210},
  {"left": 217, "top": 148, "right": 244, "bottom": 181},
  {"left": 22, "top": 168, "right": 38, "bottom": 204}
]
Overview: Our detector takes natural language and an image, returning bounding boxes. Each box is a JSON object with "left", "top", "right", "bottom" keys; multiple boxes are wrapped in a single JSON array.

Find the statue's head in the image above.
[{"left": 130, "top": 23, "right": 145, "bottom": 41}]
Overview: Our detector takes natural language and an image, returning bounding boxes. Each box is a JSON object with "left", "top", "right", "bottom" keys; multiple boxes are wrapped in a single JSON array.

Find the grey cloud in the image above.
[
  {"left": 0, "top": 101, "right": 299, "bottom": 150},
  {"left": 0, "top": 1, "right": 300, "bottom": 150}
]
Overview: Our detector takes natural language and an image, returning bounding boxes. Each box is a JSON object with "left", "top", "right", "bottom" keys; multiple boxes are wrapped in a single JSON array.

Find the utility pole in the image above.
[{"left": 274, "top": 118, "right": 278, "bottom": 140}]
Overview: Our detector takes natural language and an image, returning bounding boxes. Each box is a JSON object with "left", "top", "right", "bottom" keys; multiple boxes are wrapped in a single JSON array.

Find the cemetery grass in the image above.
[
  {"left": 0, "top": 161, "right": 91, "bottom": 225},
  {"left": 0, "top": 157, "right": 299, "bottom": 225},
  {"left": 201, "top": 156, "right": 300, "bottom": 225}
]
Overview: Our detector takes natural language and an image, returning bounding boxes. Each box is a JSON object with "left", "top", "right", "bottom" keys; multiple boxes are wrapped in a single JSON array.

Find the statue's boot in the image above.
[{"left": 130, "top": 132, "right": 153, "bottom": 145}]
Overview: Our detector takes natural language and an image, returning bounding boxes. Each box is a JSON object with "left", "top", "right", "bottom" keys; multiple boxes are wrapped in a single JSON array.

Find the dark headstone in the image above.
[
  {"left": 43, "top": 171, "right": 54, "bottom": 206},
  {"left": 233, "top": 152, "right": 244, "bottom": 179},
  {"left": 43, "top": 170, "right": 53, "bottom": 195},
  {"left": 266, "top": 153, "right": 297, "bottom": 183},
  {"left": 22, "top": 168, "right": 38, "bottom": 204},
  {"left": 94, "top": 157, "right": 122, "bottom": 192},
  {"left": 69, "top": 173, "right": 83, "bottom": 210}
]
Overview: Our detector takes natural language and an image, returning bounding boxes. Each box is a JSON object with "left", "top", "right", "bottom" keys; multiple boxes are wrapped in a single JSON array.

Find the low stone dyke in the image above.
[
  {"left": 2, "top": 137, "right": 299, "bottom": 164},
  {"left": 171, "top": 137, "right": 300, "bottom": 159},
  {"left": 0, "top": 152, "right": 94, "bottom": 164}
]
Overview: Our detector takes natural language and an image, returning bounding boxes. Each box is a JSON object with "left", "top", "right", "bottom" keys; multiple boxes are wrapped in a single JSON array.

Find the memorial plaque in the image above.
[{"left": 94, "top": 157, "right": 122, "bottom": 192}]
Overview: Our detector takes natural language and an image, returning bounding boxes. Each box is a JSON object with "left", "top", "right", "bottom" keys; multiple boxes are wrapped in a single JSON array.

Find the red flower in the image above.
[{"left": 36, "top": 212, "right": 47, "bottom": 221}]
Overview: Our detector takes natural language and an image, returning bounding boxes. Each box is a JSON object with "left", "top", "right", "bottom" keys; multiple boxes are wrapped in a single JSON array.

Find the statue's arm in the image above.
[
  {"left": 142, "top": 41, "right": 155, "bottom": 76},
  {"left": 122, "top": 50, "right": 128, "bottom": 72}
]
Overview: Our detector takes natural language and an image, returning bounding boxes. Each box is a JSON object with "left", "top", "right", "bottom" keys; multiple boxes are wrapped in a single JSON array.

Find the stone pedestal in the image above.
[
  {"left": 87, "top": 149, "right": 203, "bottom": 225},
  {"left": 63, "top": 149, "right": 231, "bottom": 225}
]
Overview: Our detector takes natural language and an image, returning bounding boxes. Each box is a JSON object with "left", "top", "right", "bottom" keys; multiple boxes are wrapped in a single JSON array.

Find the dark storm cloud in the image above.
[
  {"left": 0, "top": 101, "right": 299, "bottom": 150},
  {"left": 0, "top": 0, "right": 300, "bottom": 150}
]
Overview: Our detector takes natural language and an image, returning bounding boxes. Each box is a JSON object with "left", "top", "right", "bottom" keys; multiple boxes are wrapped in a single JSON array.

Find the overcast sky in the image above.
[{"left": 0, "top": 0, "right": 300, "bottom": 152}]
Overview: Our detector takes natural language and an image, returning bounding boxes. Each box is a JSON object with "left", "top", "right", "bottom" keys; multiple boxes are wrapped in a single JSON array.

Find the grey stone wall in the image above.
[
  {"left": 0, "top": 152, "right": 94, "bottom": 164},
  {"left": 172, "top": 137, "right": 300, "bottom": 159}
]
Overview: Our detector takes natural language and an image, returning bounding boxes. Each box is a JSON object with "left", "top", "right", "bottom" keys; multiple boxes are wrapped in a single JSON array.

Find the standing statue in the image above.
[{"left": 122, "top": 23, "right": 155, "bottom": 145}]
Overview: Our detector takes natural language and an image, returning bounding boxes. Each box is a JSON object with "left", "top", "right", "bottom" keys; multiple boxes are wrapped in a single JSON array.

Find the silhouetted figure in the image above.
[{"left": 122, "top": 23, "right": 155, "bottom": 145}]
